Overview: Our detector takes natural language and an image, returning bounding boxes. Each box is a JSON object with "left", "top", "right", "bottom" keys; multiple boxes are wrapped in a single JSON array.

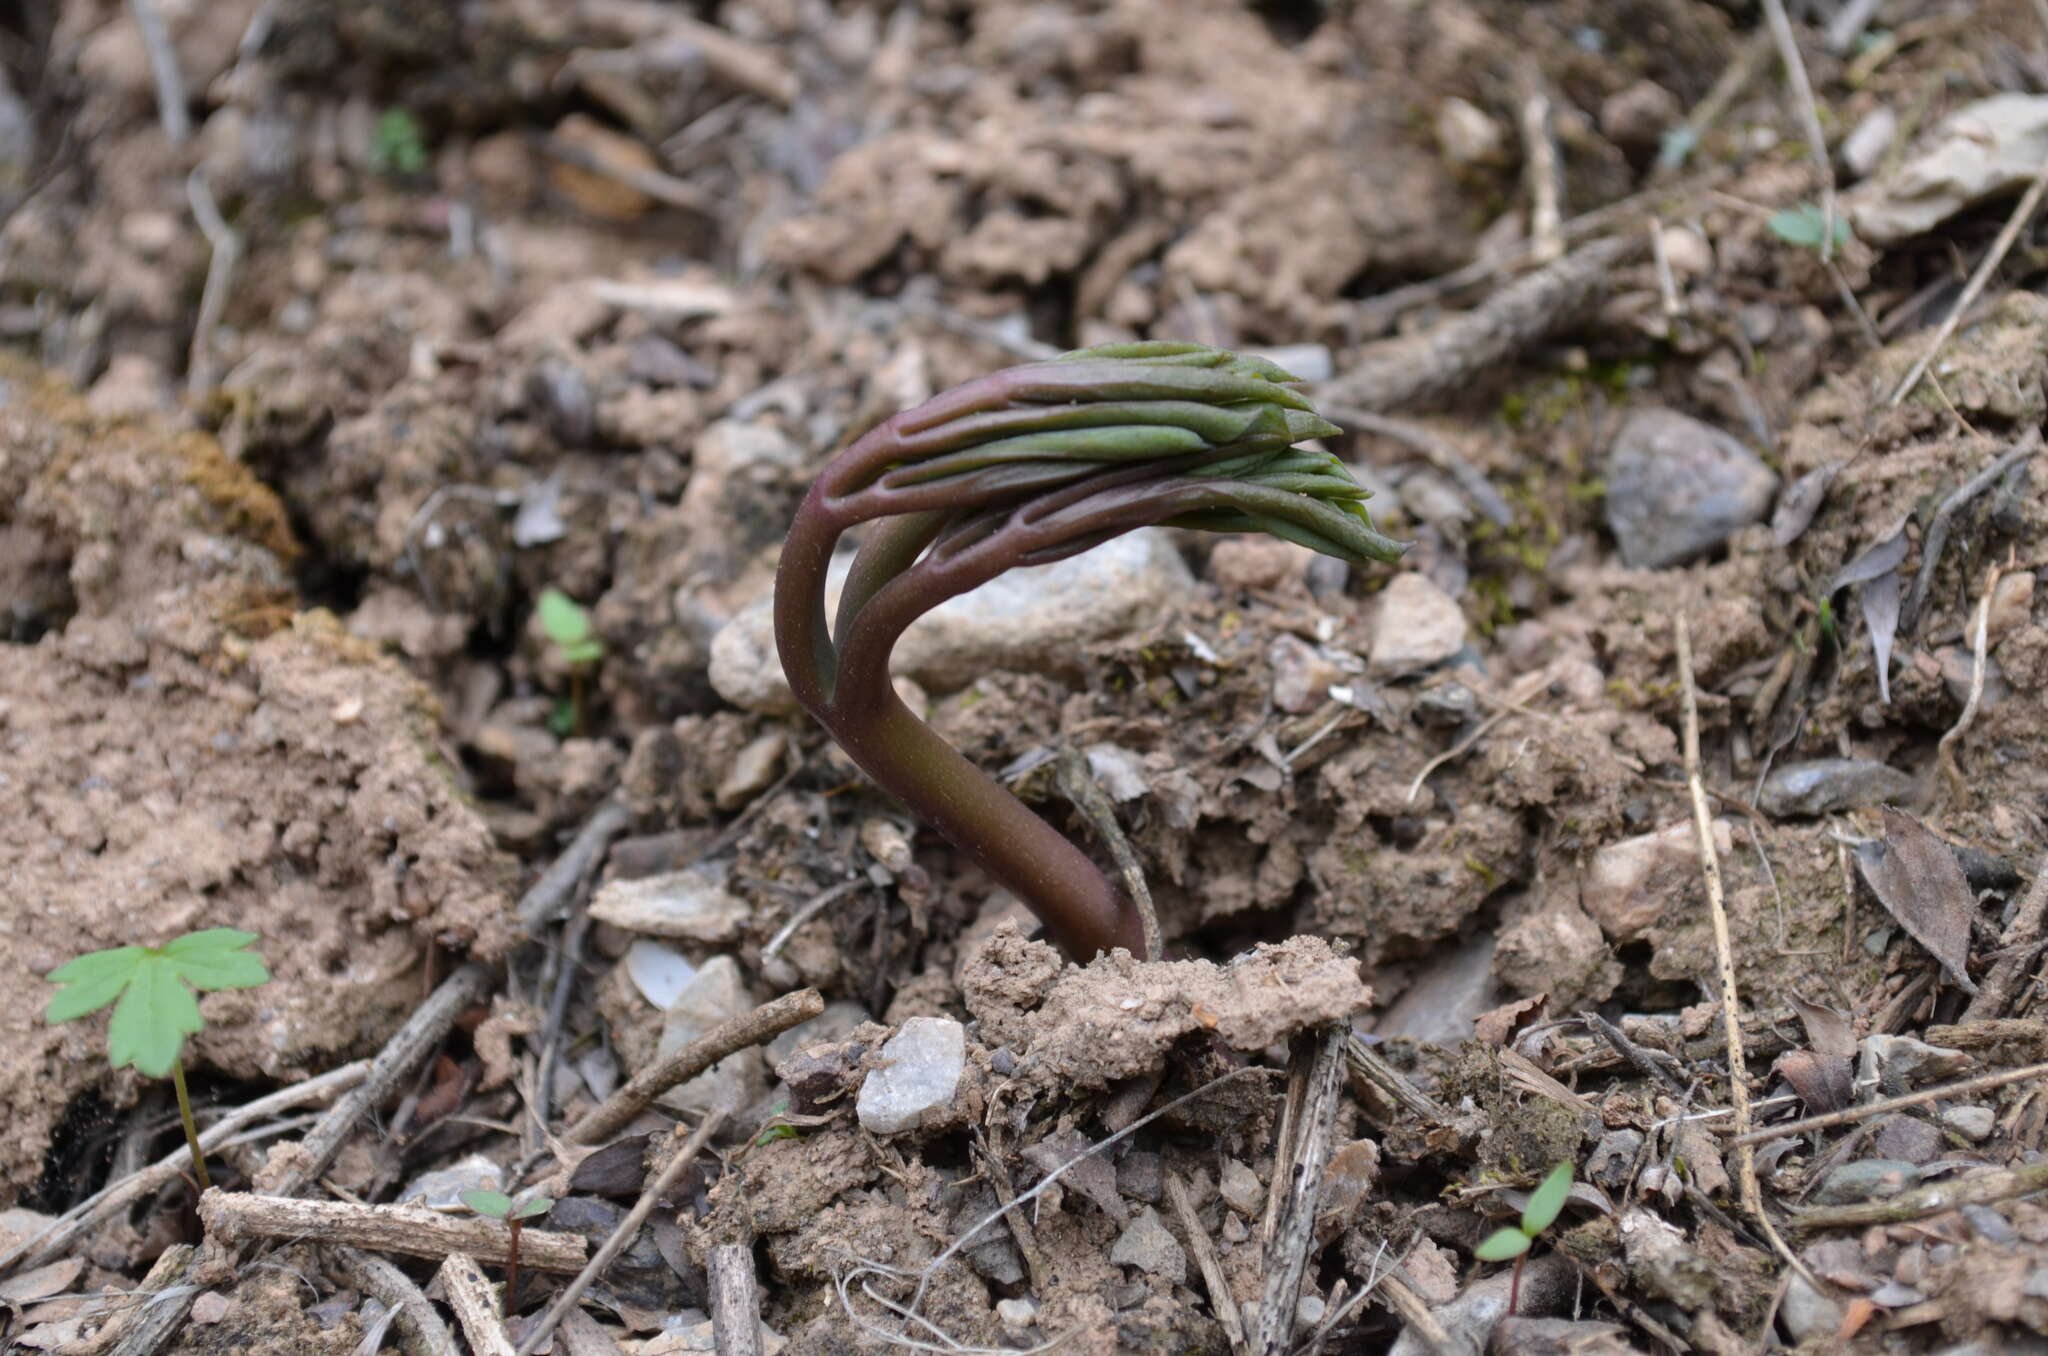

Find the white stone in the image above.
[
  {"left": 856, "top": 1016, "right": 966, "bottom": 1134},
  {"left": 716, "top": 729, "right": 787, "bottom": 809},
  {"left": 592, "top": 869, "right": 750, "bottom": 943},
  {"left": 995, "top": 1298, "right": 1040, "bottom": 1333},
  {"left": 710, "top": 530, "right": 1198, "bottom": 713},
  {"left": 1942, "top": 1105, "right": 1995, "bottom": 1142},
  {"left": 1218, "top": 1158, "right": 1264, "bottom": 1217},
  {"left": 1368, "top": 573, "right": 1466, "bottom": 675},
  {"left": 621, "top": 939, "right": 696, "bottom": 1009}
]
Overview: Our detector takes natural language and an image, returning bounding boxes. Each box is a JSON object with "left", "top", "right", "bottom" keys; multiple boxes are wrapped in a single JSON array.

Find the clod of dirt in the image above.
[
  {"left": 961, "top": 928, "right": 1371, "bottom": 1092},
  {"left": 0, "top": 364, "right": 515, "bottom": 1204}
]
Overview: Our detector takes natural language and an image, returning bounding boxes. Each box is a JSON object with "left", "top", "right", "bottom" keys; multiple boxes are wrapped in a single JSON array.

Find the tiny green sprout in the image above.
[
  {"left": 1767, "top": 203, "right": 1852, "bottom": 252},
  {"left": 537, "top": 587, "right": 604, "bottom": 735},
  {"left": 371, "top": 108, "right": 428, "bottom": 176},
  {"left": 1474, "top": 1161, "right": 1574, "bottom": 1315},
  {"left": 461, "top": 1189, "right": 554, "bottom": 1317},
  {"left": 45, "top": 928, "right": 270, "bottom": 1194}
]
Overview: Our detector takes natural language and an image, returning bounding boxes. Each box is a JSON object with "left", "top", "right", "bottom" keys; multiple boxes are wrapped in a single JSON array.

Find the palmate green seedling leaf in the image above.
[
  {"left": 461, "top": 1189, "right": 515, "bottom": 1220},
  {"left": 45, "top": 930, "right": 269, "bottom": 1079},
  {"left": 1474, "top": 1227, "right": 1532, "bottom": 1262},
  {"left": 1522, "top": 1161, "right": 1575, "bottom": 1236}
]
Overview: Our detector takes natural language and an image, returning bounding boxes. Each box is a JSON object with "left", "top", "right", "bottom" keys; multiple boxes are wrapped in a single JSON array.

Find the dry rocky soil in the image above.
[{"left": 4, "top": 1, "right": 2048, "bottom": 1353}]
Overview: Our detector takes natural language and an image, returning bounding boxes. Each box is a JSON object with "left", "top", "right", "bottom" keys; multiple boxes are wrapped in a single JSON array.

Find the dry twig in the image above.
[
  {"left": 126, "top": 0, "right": 189, "bottom": 146},
  {"left": 1791, "top": 1157, "right": 2048, "bottom": 1231},
  {"left": 1732, "top": 1058, "right": 2048, "bottom": 1146},
  {"left": 1168, "top": 1172, "right": 1246, "bottom": 1353},
  {"left": 438, "top": 1254, "right": 515, "bottom": 1356},
  {"left": 328, "top": 1244, "right": 460, "bottom": 1356},
  {"left": 1759, "top": 0, "right": 1838, "bottom": 262},
  {"left": 1257, "top": 1025, "right": 1347, "bottom": 1356},
  {"left": 516, "top": 1110, "right": 727, "bottom": 1356},
  {"left": 1936, "top": 561, "right": 2002, "bottom": 803},
  {"left": 567, "top": 988, "right": 821, "bottom": 1144},
  {"left": 1961, "top": 858, "right": 2048, "bottom": 1022},
  {"left": 199, "top": 1191, "right": 587, "bottom": 1271},
  {"left": 1901, "top": 431, "right": 2040, "bottom": 634},
  {"left": 710, "top": 1243, "right": 765, "bottom": 1356},
  {"left": 185, "top": 171, "right": 240, "bottom": 397}
]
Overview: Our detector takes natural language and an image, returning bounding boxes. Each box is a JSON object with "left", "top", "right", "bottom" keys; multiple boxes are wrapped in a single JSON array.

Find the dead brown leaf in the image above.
[{"left": 1854, "top": 808, "right": 1979, "bottom": 994}]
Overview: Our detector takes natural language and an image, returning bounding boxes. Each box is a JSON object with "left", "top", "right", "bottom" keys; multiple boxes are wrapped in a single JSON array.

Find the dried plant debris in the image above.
[{"left": 1854, "top": 809, "right": 1980, "bottom": 994}]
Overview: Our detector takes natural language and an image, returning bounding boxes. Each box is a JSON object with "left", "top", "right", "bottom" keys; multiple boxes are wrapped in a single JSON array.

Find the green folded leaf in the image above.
[
  {"left": 1522, "top": 1161, "right": 1575, "bottom": 1236},
  {"left": 1474, "top": 1227, "right": 1532, "bottom": 1262}
]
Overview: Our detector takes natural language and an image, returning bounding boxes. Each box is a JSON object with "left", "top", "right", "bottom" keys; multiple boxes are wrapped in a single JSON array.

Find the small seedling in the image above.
[
  {"left": 1767, "top": 202, "right": 1852, "bottom": 252},
  {"left": 1474, "top": 1160, "right": 1574, "bottom": 1316},
  {"left": 537, "top": 587, "right": 604, "bottom": 735},
  {"left": 371, "top": 107, "right": 428, "bottom": 177},
  {"left": 775, "top": 343, "right": 1406, "bottom": 961},
  {"left": 44, "top": 928, "right": 270, "bottom": 1193},
  {"left": 460, "top": 1189, "right": 553, "bottom": 1316}
]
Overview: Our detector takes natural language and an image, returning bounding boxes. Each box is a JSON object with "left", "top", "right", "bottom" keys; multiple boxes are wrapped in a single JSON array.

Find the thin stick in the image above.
[
  {"left": 567, "top": 988, "right": 821, "bottom": 1145},
  {"left": 1257, "top": 1025, "right": 1347, "bottom": 1356},
  {"left": 710, "top": 1243, "right": 765, "bottom": 1356},
  {"left": 439, "top": 1254, "right": 516, "bottom": 1356},
  {"left": 1732, "top": 1058, "right": 2048, "bottom": 1146},
  {"left": 1760, "top": 0, "right": 1838, "bottom": 261},
  {"left": 126, "top": 0, "right": 189, "bottom": 146},
  {"left": 1167, "top": 1172, "right": 1246, "bottom": 1353},
  {"left": 1791, "top": 1157, "right": 2048, "bottom": 1231},
  {"left": 105, "top": 1244, "right": 198, "bottom": 1356},
  {"left": 1888, "top": 158, "right": 2048, "bottom": 405},
  {"left": 185, "top": 170, "right": 240, "bottom": 397},
  {"left": 199, "top": 1191, "right": 587, "bottom": 1271},
  {"left": 515, "top": 1109, "right": 727, "bottom": 1356},
  {"left": 1056, "top": 747, "right": 1160, "bottom": 960},
  {"left": 1675, "top": 614, "right": 1818, "bottom": 1299},
  {"left": 1937, "top": 562, "right": 2001, "bottom": 803},
  {"left": 761, "top": 878, "right": 864, "bottom": 962},
  {"left": 271, "top": 962, "right": 494, "bottom": 1198},
  {"left": 329, "top": 1244, "right": 460, "bottom": 1356},
  {"left": 4, "top": 1058, "right": 372, "bottom": 1273},
  {"left": 1517, "top": 61, "right": 1564, "bottom": 264}
]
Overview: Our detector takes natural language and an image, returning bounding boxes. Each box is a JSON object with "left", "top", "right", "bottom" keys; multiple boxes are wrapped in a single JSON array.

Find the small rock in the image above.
[
  {"left": 1580, "top": 820, "right": 1733, "bottom": 942},
  {"left": 715, "top": 729, "right": 787, "bottom": 810},
  {"left": 1117, "top": 1151, "right": 1164, "bottom": 1204},
  {"left": 1371, "top": 936, "right": 1498, "bottom": 1047},
  {"left": 856, "top": 1017, "right": 966, "bottom": 1134},
  {"left": 548, "top": 113, "right": 661, "bottom": 220},
  {"left": 1586, "top": 1130, "right": 1644, "bottom": 1193},
  {"left": 1657, "top": 225, "right": 1713, "bottom": 278},
  {"left": 1209, "top": 536, "right": 1314, "bottom": 592},
  {"left": 1109, "top": 1206, "right": 1186, "bottom": 1284},
  {"left": 711, "top": 530, "right": 1198, "bottom": 712},
  {"left": 777, "top": 1041, "right": 862, "bottom": 1116},
  {"left": 1988, "top": 571, "right": 2034, "bottom": 643},
  {"left": 1780, "top": 1274, "right": 1844, "bottom": 1345},
  {"left": 622, "top": 939, "right": 696, "bottom": 1009},
  {"left": 1859, "top": 1033, "right": 1974, "bottom": 1094},
  {"left": 85, "top": 354, "right": 171, "bottom": 418},
  {"left": 1219, "top": 1158, "right": 1264, "bottom": 1217},
  {"left": 1757, "top": 758, "right": 1915, "bottom": 818},
  {"left": 1604, "top": 409, "right": 1778, "bottom": 569},
  {"left": 995, "top": 1298, "right": 1039, "bottom": 1333},
  {"left": 1368, "top": 573, "right": 1466, "bottom": 676},
  {"left": 627, "top": 335, "right": 715, "bottom": 388},
  {"left": 1871, "top": 1114, "right": 1943, "bottom": 1165},
  {"left": 1839, "top": 105, "right": 1897, "bottom": 180},
  {"left": 1943, "top": 1105, "right": 1995, "bottom": 1142},
  {"left": 1814, "top": 1159, "right": 1918, "bottom": 1206},
  {"left": 399, "top": 1154, "right": 502, "bottom": 1209},
  {"left": 656, "top": 957, "right": 761, "bottom": 1117},
  {"left": 1436, "top": 97, "right": 1507, "bottom": 167},
  {"left": 1937, "top": 646, "right": 2009, "bottom": 708},
  {"left": 1848, "top": 94, "right": 2048, "bottom": 243},
  {"left": 592, "top": 869, "right": 751, "bottom": 944},
  {"left": 1084, "top": 743, "right": 1150, "bottom": 802},
  {"left": 528, "top": 358, "right": 594, "bottom": 446},
  {"left": 1600, "top": 79, "right": 1682, "bottom": 153},
  {"left": 1412, "top": 681, "right": 1477, "bottom": 729},
  {"left": 1270, "top": 633, "right": 1342, "bottom": 713}
]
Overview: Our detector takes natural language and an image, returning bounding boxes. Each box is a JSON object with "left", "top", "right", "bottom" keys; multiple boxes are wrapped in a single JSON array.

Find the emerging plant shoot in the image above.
[{"left": 775, "top": 343, "right": 1405, "bottom": 961}]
